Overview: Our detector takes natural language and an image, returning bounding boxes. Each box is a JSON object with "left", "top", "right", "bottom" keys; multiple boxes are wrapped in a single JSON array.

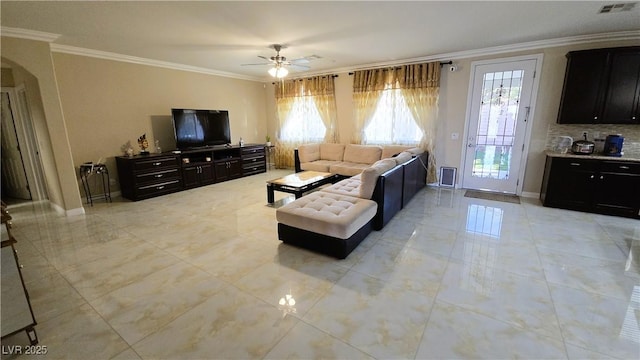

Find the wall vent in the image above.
[{"left": 599, "top": 2, "right": 636, "bottom": 13}]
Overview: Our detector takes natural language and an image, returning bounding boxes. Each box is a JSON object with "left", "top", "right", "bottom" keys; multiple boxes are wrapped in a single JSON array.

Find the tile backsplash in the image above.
[{"left": 546, "top": 124, "right": 640, "bottom": 158}]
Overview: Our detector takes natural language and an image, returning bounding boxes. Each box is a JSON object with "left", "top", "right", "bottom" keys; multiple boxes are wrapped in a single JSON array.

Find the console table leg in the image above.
[
  {"left": 26, "top": 326, "right": 38, "bottom": 345},
  {"left": 267, "top": 184, "right": 275, "bottom": 204}
]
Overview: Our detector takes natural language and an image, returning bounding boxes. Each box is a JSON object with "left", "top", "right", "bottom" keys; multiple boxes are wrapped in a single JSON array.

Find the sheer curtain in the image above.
[
  {"left": 274, "top": 76, "right": 337, "bottom": 168},
  {"left": 352, "top": 69, "right": 385, "bottom": 144},
  {"left": 352, "top": 63, "right": 440, "bottom": 183},
  {"left": 400, "top": 63, "right": 440, "bottom": 183}
]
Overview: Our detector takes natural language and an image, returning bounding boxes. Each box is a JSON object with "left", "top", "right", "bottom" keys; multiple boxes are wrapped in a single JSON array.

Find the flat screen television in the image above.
[{"left": 172, "top": 109, "right": 231, "bottom": 150}]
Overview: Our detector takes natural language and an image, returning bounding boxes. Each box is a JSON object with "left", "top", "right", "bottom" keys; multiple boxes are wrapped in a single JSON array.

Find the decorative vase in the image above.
[{"left": 266, "top": 141, "right": 272, "bottom": 147}]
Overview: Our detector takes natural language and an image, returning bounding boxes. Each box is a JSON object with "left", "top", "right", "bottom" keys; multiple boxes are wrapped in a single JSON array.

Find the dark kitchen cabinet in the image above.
[
  {"left": 557, "top": 51, "right": 609, "bottom": 124},
  {"left": 541, "top": 157, "right": 598, "bottom": 210},
  {"left": 557, "top": 47, "right": 640, "bottom": 124},
  {"left": 602, "top": 51, "right": 640, "bottom": 124},
  {"left": 593, "top": 161, "right": 640, "bottom": 217},
  {"left": 541, "top": 156, "right": 640, "bottom": 219}
]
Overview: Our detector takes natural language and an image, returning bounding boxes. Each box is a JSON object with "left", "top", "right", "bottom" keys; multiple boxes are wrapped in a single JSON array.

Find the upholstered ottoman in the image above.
[{"left": 276, "top": 191, "right": 377, "bottom": 259}]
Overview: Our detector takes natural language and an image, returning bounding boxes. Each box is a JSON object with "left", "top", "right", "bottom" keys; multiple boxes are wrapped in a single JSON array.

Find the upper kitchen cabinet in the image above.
[
  {"left": 602, "top": 50, "right": 640, "bottom": 124},
  {"left": 557, "top": 47, "right": 640, "bottom": 124}
]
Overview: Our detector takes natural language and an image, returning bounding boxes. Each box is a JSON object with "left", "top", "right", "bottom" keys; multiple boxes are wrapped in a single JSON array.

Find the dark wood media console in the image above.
[{"left": 116, "top": 144, "right": 266, "bottom": 201}]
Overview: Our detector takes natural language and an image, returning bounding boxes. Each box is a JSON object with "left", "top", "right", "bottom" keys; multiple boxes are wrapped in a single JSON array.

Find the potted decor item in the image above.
[
  {"left": 138, "top": 134, "right": 150, "bottom": 155},
  {"left": 265, "top": 135, "right": 272, "bottom": 147},
  {"left": 121, "top": 140, "right": 134, "bottom": 157}
]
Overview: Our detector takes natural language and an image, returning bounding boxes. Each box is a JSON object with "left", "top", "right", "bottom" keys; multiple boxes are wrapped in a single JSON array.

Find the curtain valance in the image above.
[
  {"left": 353, "top": 62, "right": 440, "bottom": 92},
  {"left": 274, "top": 75, "right": 336, "bottom": 99}
]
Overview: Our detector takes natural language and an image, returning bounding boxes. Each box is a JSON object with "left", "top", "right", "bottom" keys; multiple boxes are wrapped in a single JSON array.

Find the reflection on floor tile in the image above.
[
  {"left": 265, "top": 321, "right": 374, "bottom": 359},
  {"left": 132, "top": 286, "right": 298, "bottom": 359},
  {"left": 2, "top": 174, "right": 639, "bottom": 359},
  {"left": 416, "top": 301, "right": 565, "bottom": 359}
]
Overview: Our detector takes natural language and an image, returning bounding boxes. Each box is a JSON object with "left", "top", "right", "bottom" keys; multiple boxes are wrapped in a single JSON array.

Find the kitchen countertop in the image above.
[{"left": 545, "top": 150, "right": 640, "bottom": 163}]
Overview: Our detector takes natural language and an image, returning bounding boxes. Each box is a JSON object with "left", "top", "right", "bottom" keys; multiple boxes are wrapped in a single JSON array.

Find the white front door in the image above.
[{"left": 461, "top": 57, "right": 540, "bottom": 194}]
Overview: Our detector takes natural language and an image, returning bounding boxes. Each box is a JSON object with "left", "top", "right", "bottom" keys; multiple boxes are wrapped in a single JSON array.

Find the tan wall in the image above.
[
  {"left": 51, "top": 53, "right": 268, "bottom": 194},
  {"left": 1, "top": 36, "right": 81, "bottom": 212},
  {"left": 1, "top": 68, "right": 15, "bottom": 87},
  {"left": 266, "top": 39, "right": 640, "bottom": 195}
]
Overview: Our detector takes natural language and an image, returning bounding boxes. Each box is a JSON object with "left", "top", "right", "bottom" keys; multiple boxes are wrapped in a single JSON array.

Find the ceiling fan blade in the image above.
[
  {"left": 241, "top": 62, "right": 272, "bottom": 66},
  {"left": 242, "top": 46, "right": 317, "bottom": 73},
  {"left": 289, "top": 55, "right": 322, "bottom": 64},
  {"left": 288, "top": 64, "right": 311, "bottom": 70},
  {"left": 289, "top": 58, "right": 310, "bottom": 64}
]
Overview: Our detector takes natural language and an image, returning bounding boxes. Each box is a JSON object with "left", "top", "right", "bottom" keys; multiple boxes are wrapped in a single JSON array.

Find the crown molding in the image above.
[
  {"left": 438, "top": 30, "right": 640, "bottom": 61},
  {"left": 3, "top": 25, "right": 638, "bottom": 82},
  {"left": 307, "top": 30, "right": 640, "bottom": 76},
  {"left": 0, "top": 26, "right": 60, "bottom": 42},
  {"left": 50, "top": 44, "right": 263, "bottom": 82}
]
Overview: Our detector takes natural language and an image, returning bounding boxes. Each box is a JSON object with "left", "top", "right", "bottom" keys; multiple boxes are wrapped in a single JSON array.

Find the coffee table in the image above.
[{"left": 267, "top": 171, "right": 340, "bottom": 204}]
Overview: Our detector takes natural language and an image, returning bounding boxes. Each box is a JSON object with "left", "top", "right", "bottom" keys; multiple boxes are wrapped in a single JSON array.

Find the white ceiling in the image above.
[{"left": 1, "top": 1, "right": 639, "bottom": 80}]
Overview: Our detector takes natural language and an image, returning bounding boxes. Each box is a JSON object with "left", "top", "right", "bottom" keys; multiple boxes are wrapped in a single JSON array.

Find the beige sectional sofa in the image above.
[
  {"left": 278, "top": 143, "right": 429, "bottom": 258},
  {"left": 295, "top": 143, "right": 419, "bottom": 177}
]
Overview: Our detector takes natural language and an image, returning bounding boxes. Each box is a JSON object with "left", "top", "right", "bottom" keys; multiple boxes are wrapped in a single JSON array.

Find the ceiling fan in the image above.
[{"left": 242, "top": 44, "right": 320, "bottom": 78}]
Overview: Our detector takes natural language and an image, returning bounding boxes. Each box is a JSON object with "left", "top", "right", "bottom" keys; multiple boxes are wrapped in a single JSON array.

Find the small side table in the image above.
[
  {"left": 79, "top": 163, "right": 111, "bottom": 206},
  {"left": 265, "top": 145, "right": 276, "bottom": 170}
]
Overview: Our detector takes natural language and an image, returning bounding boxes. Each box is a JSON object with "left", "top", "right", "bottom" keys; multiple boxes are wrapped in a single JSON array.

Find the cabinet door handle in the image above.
[
  {"left": 157, "top": 185, "right": 165, "bottom": 190},
  {"left": 570, "top": 163, "right": 581, "bottom": 166},
  {"left": 155, "top": 174, "right": 163, "bottom": 178},
  {"left": 593, "top": 116, "right": 598, "bottom": 120},
  {"left": 619, "top": 166, "right": 630, "bottom": 170},
  {"left": 590, "top": 175, "right": 594, "bottom": 179},
  {"left": 600, "top": 175, "right": 604, "bottom": 180},
  {"left": 153, "top": 162, "right": 162, "bottom": 166}
]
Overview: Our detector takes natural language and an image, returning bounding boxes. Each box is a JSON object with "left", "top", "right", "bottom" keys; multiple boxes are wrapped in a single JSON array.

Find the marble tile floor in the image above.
[{"left": 1, "top": 169, "right": 639, "bottom": 359}]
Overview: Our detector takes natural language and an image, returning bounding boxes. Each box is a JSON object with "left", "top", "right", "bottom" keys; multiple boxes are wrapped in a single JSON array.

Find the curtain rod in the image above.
[
  {"left": 347, "top": 61, "right": 452, "bottom": 75},
  {"left": 271, "top": 74, "right": 338, "bottom": 84}
]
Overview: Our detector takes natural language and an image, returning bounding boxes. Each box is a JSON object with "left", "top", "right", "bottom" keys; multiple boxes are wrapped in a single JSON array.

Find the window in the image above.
[
  {"left": 279, "top": 96, "right": 326, "bottom": 143},
  {"left": 363, "top": 88, "right": 423, "bottom": 145}
]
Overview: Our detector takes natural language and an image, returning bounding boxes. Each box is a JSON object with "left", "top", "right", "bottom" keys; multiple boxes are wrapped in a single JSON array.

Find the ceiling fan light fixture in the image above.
[{"left": 268, "top": 66, "right": 288, "bottom": 78}]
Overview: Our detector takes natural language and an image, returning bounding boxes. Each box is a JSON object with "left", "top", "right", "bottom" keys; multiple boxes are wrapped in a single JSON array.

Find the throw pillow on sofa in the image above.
[
  {"left": 393, "top": 151, "right": 413, "bottom": 165},
  {"left": 381, "top": 145, "right": 413, "bottom": 159},
  {"left": 343, "top": 144, "right": 382, "bottom": 165},
  {"left": 298, "top": 143, "right": 320, "bottom": 163},
  {"left": 320, "top": 143, "right": 345, "bottom": 161},
  {"left": 359, "top": 158, "right": 397, "bottom": 199}
]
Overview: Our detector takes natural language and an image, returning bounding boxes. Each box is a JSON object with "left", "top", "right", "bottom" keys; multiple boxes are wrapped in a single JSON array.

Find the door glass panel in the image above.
[{"left": 472, "top": 70, "right": 524, "bottom": 180}]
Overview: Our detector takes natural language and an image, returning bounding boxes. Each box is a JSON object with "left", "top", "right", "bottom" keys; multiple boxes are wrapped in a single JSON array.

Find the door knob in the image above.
[{"left": 468, "top": 144, "right": 476, "bottom": 148}]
